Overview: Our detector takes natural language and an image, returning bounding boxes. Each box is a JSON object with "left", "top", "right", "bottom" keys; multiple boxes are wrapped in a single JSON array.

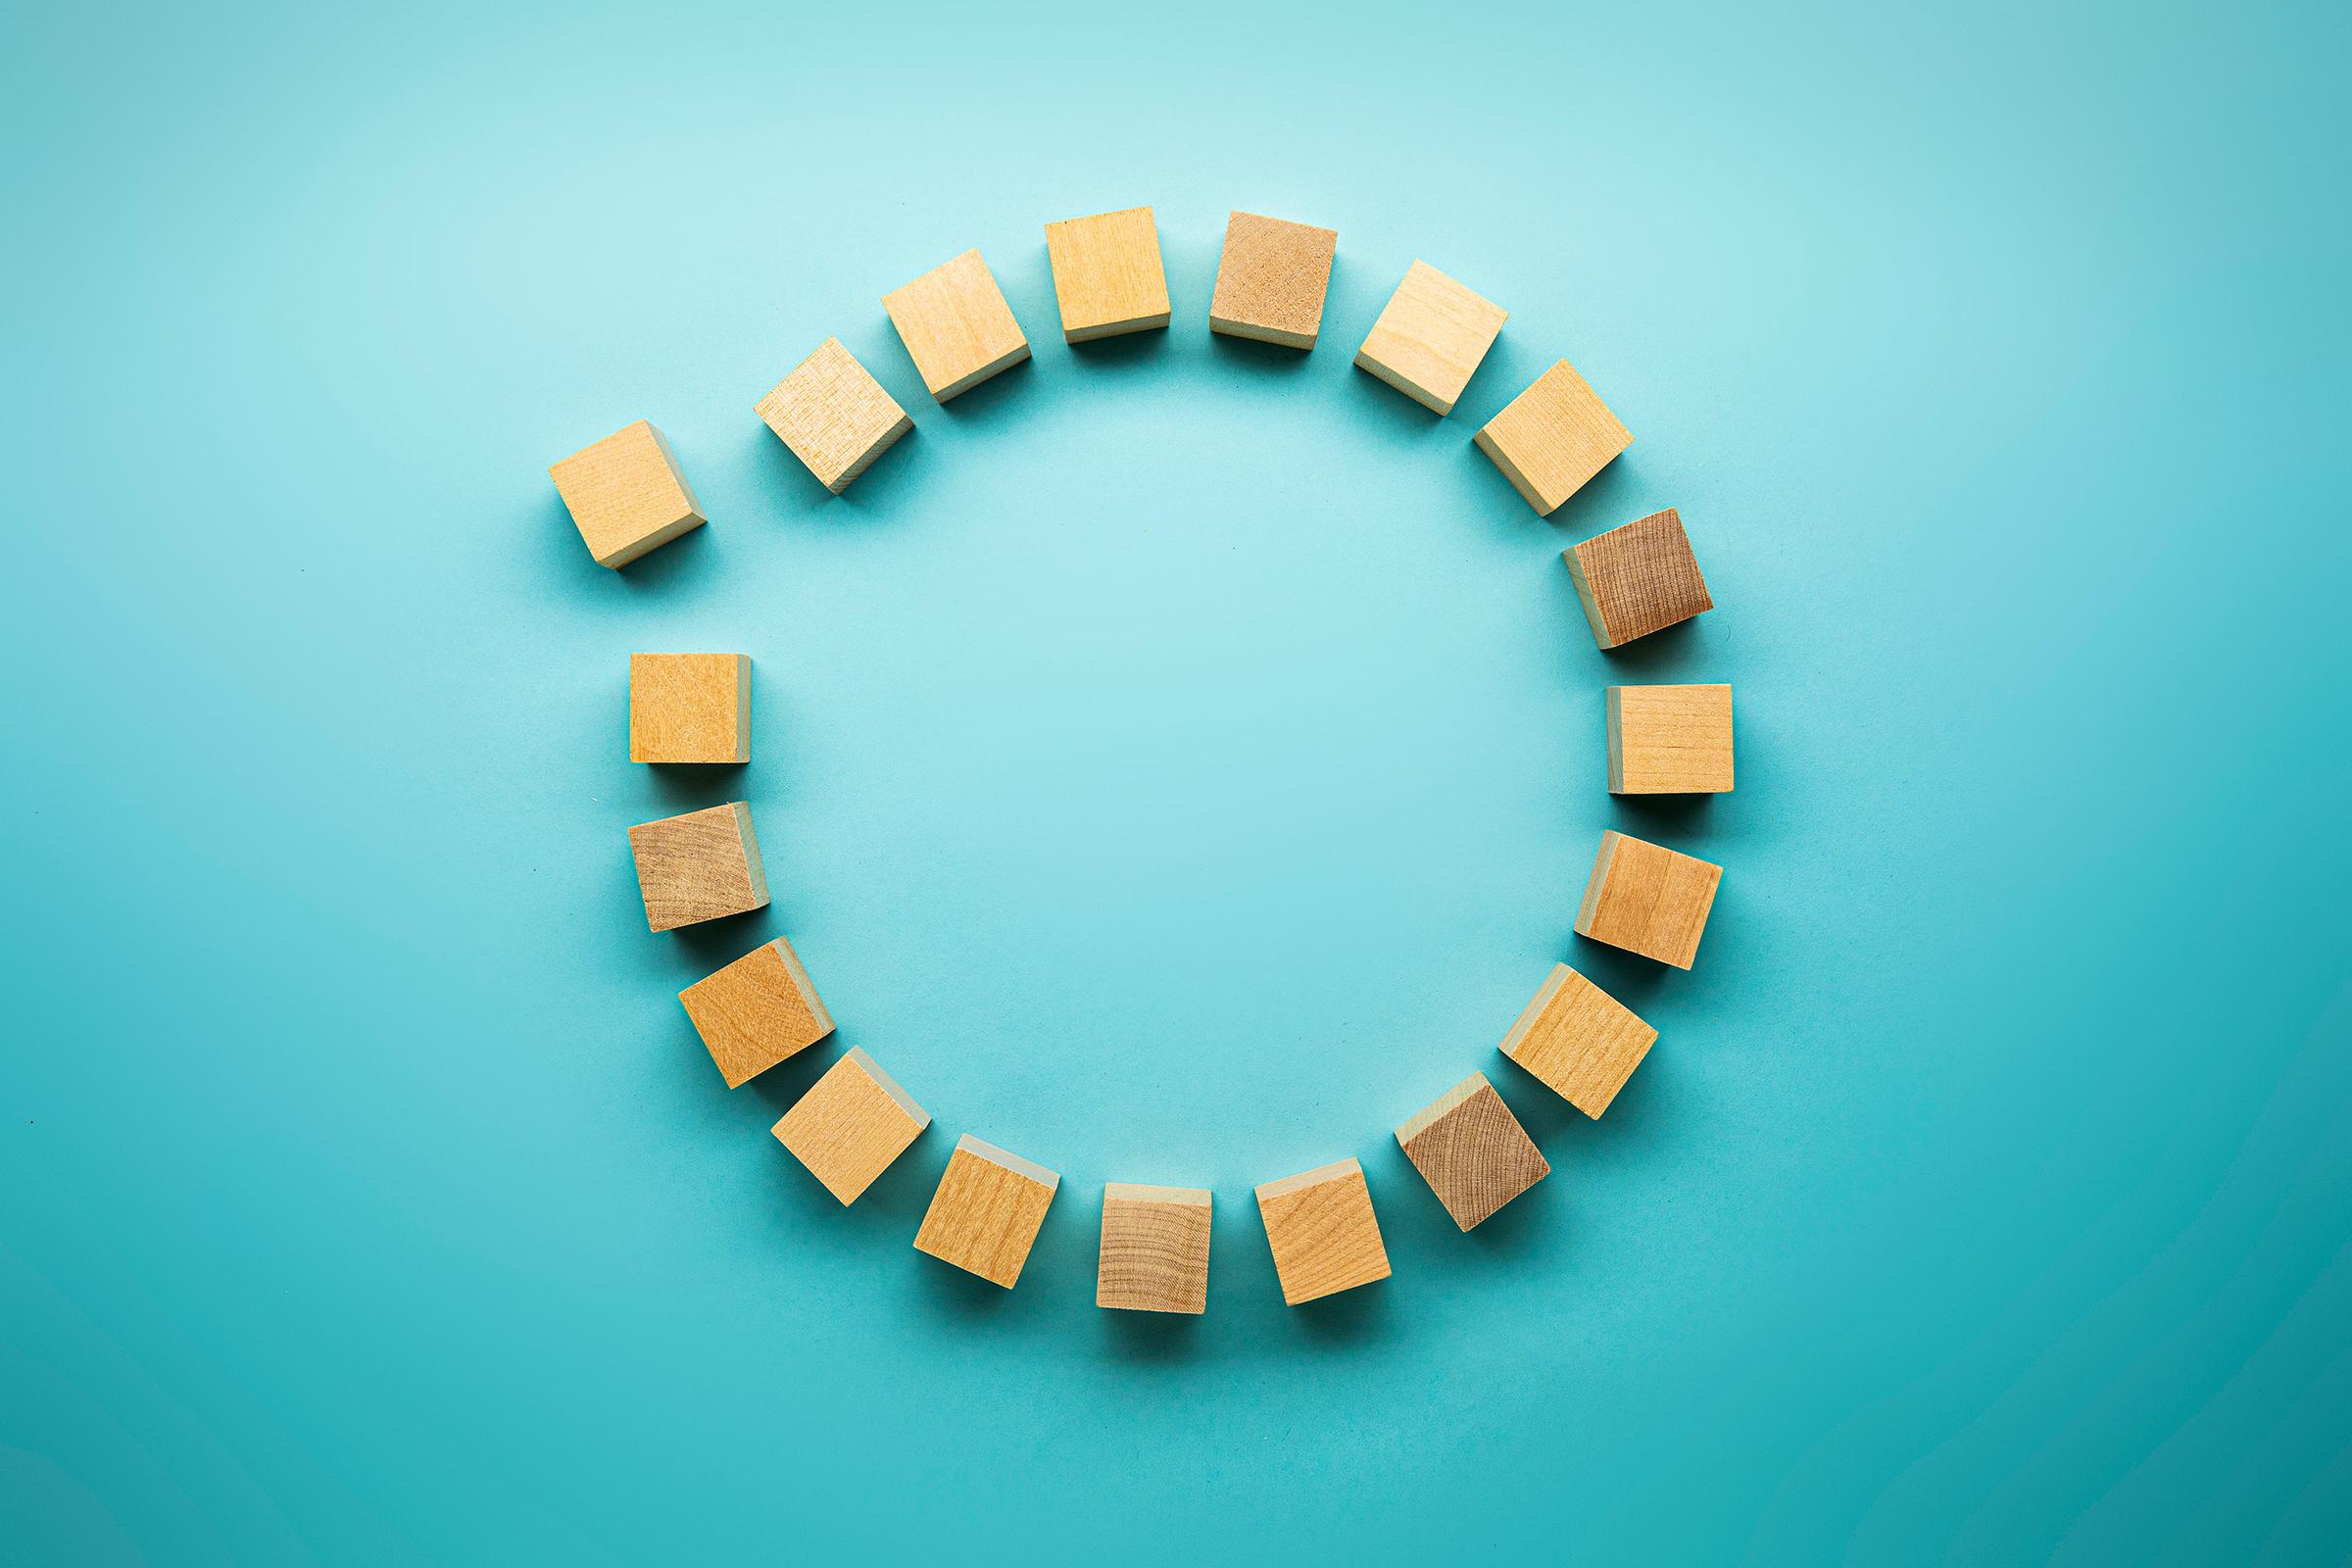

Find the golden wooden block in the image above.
[
  {"left": 913, "top": 1135, "right": 1059, "bottom": 1288},
  {"left": 626, "top": 802, "right": 768, "bottom": 933},
  {"left": 1255, "top": 1158, "right": 1391, "bottom": 1305},
  {"left": 1353, "top": 261, "right": 1507, "bottom": 415},
  {"left": 628, "top": 653, "right": 749, "bottom": 764},
  {"left": 1498, "top": 963, "right": 1658, "bottom": 1117},
  {"left": 548, "top": 420, "right": 706, "bottom": 568},
  {"left": 1097, "top": 1183, "right": 1211, "bottom": 1314},
  {"left": 1396, "top": 1073, "right": 1550, "bottom": 1230},
  {"left": 1208, "top": 211, "right": 1337, "bottom": 349},
  {"left": 1575, "top": 830, "right": 1723, "bottom": 970},
  {"left": 1564, "top": 508, "right": 1714, "bottom": 650},
  {"left": 677, "top": 936, "right": 832, "bottom": 1088},
  {"left": 1475, "top": 360, "right": 1633, "bottom": 514},
  {"left": 1044, "top": 206, "right": 1170, "bottom": 343},
  {"left": 772, "top": 1048, "right": 930, "bottom": 1203},
  {"left": 755, "top": 337, "right": 911, "bottom": 494},
  {"left": 881, "top": 249, "right": 1031, "bottom": 402},
  {"left": 1608, "top": 684, "right": 1733, "bottom": 795}
]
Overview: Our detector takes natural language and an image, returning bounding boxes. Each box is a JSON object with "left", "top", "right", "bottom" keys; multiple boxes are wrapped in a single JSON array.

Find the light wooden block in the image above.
[
  {"left": 1565, "top": 508, "right": 1714, "bottom": 649},
  {"left": 1475, "top": 360, "right": 1633, "bottom": 515},
  {"left": 1209, "top": 211, "right": 1337, "bottom": 349},
  {"left": 755, "top": 338, "right": 911, "bottom": 493},
  {"left": 1255, "top": 1158, "right": 1391, "bottom": 1305},
  {"left": 1498, "top": 963, "right": 1659, "bottom": 1117},
  {"left": 1608, "top": 684, "right": 1734, "bottom": 794},
  {"left": 629, "top": 653, "right": 749, "bottom": 764},
  {"left": 1396, "top": 1073, "right": 1550, "bottom": 1230},
  {"left": 772, "top": 1048, "right": 930, "bottom": 1202},
  {"left": 1353, "top": 261, "right": 1507, "bottom": 415},
  {"left": 1044, "top": 206, "right": 1170, "bottom": 343},
  {"left": 881, "top": 250, "right": 1031, "bottom": 402},
  {"left": 1575, "top": 830, "right": 1723, "bottom": 970},
  {"left": 626, "top": 802, "right": 768, "bottom": 933},
  {"left": 1097, "top": 1184, "right": 1211, "bottom": 1314},
  {"left": 913, "top": 1135, "right": 1059, "bottom": 1288},
  {"left": 677, "top": 936, "right": 833, "bottom": 1088},
  {"left": 549, "top": 420, "right": 706, "bottom": 568}
]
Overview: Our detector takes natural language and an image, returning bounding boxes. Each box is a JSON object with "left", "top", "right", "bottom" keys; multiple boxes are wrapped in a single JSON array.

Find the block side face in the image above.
[
  {"left": 1610, "top": 684, "right": 1734, "bottom": 794},
  {"left": 629, "top": 652, "right": 748, "bottom": 763},
  {"left": 1563, "top": 542, "right": 1621, "bottom": 648},
  {"left": 551, "top": 421, "right": 704, "bottom": 566},
  {"left": 883, "top": 250, "right": 1030, "bottom": 400},
  {"left": 955, "top": 1134, "right": 1059, "bottom": 1190},
  {"left": 773, "top": 1055, "right": 926, "bottom": 1203},
  {"left": 1354, "top": 261, "right": 1505, "bottom": 415},
  {"left": 1573, "top": 832, "right": 1624, "bottom": 937},
  {"left": 1498, "top": 965, "right": 1658, "bottom": 1117},
  {"left": 1605, "top": 685, "right": 1628, "bottom": 791},
  {"left": 1103, "top": 1183, "right": 1210, "bottom": 1206},
  {"left": 628, "top": 803, "right": 768, "bottom": 932},
  {"left": 1208, "top": 211, "right": 1336, "bottom": 346},
  {"left": 1253, "top": 1156, "right": 1363, "bottom": 1201},
  {"left": 1045, "top": 207, "right": 1170, "bottom": 339},
  {"left": 1498, "top": 963, "right": 1576, "bottom": 1061},
  {"left": 1577, "top": 509, "right": 1713, "bottom": 646},
  {"left": 1480, "top": 360, "right": 1633, "bottom": 514},
  {"left": 1098, "top": 1196, "right": 1212, "bottom": 1313},
  {"left": 914, "top": 1148, "right": 1057, "bottom": 1287},
  {"left": 1399, "top": 1082, "right": 1550, "bottom": 1229},
  {"left": 1257, "top": 1167, "right": 1391, "bottom": 1305},
  {"left": 756, "top": 337, "right": 910, "bottom": 492}
]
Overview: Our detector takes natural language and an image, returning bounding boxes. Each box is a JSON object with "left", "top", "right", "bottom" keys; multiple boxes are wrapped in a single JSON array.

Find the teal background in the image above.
[{"left": 4, "top": 0, "right": 2348, "bottom": 1560}]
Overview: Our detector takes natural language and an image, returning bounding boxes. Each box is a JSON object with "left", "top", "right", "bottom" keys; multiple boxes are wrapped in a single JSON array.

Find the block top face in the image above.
[
  {"left": 1475, "top": 359, "right": 1634, "bottom": 515},
  {"left": 1575, "top": 830, "right": 1724, "bottom": 970},
  {"left": 1608, "top": 683, "right": 1734, "bottom": 794},
  {"left": 629, "top": 652, "right": 749, "bottom": 764},
  {"left": 677, "top": 935, "right": 834, "bottom": 1087},
  {"left": 914, "top": 1136, "right": 1060, "bottom": 1287},
  {"left": 626, "top": 801, "right": 768, "bottom": 932},
  {"left": 1208, "top": 211, "right": 1338, "bottom": 349},
  {"left": 882, "top": 249, "right": 1032, "bottom": 401},
  {"left": 1565, "top": 508, "right": 1714, "bottom": 649},
  {"left": 1044, "top": 206, "right": 1171, "bottom": 342},
  {"left": 1396, "top": 1072, "right": 1550, "bottom": 1230},
  {"left": 1498, "top": 963, "right": 1658, "bottom": 1117},
  {"left": 755, "top": 337, "right": 911, "bottom": 494},
  {"left": 1353, "top": 261, "right": 1507, "bottom": 415},
  {"left": 771, "top": 1047, "right": 930, "bottom": 1204},
  {"left": 1098, "top": 1183, "right": 1213, "bottom": 1314},
  {"left": 1255, "top": 1157, "right": 1392, "bottom": 1305},
  {"left": 548, "top": 420, "right": 706, "bottom": 568}
]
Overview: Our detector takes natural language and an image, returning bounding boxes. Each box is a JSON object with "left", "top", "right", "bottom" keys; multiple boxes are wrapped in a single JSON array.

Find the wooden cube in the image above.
[
  {"left": 1353, "top": 261, "right": 1507, "bottom": 415},
  {"left": 1499, "top": 963, "right": 1658, "bottom": 1117},
  {"left": 772, "top": 1048, "right": 930, "bottom": 1203},
  {"left": 1044, "top": 206, "right": 1170, "bottom": 342},
  {"left": 1097, "top": 1184, "right": 1211, "bottom": 1313},
  {"left": 1396, "top": 1073, "right": 1551, "bottom": 1230},
  {"left": 1608, "top": 684, "right": 1733, "bottom": 794},
  {"left": 629, "top": 653, "right": 749, "bottom": 764},
  {"left": 755, "top": 338, "right": 911, "bottom": 494},
  {"left": 1575, "top": 830, "right": 1723, "bottom": 970},
  {"left": 677, "top": 935, "right": 832, "bottom": 1088},
  {"left": 1565, "top": 509, "right": 1714, "bottom": 649},
  {"left": 1255, "top": 1158, "right": 1391, "bottom": 1305},
  {"left": 549, "top": 420, "right": 706, "bottom": 568},
  {"left": 913, "top": 1135, "right": 1059, "bottom": 1288},
  {"left": 626, "top": 802, "right": 768, "bottom": 933},
  {"left": 1209, "top": 211, "right": 1338, "bottom": 349},
  {"left": 1475, "top": 360, "right": 1633, "bottom": 515},
  {"left": 881, "top": 250, "right": 1031, "bottom": 401}
]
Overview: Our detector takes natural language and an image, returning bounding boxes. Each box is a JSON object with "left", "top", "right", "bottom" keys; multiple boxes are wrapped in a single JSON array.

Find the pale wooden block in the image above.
[
  {"left": 913, "top": 1135, "right": 1059, "bottom": 1288},
  {"left": 1044, "top": 206, "right": 1170, "bottom": 342},
  {"left": 772, "top": 1048, "right": 930, "bottom": 1203},
  {"left": 1254, "top": 1158, "right": 1391, "bottom": 1305},
  {"left": 1208, "top": 211, "right": 1337, "bottom": 349},
  {"left": 1475, "top": 360, "right": 1633, "bottom": 515},
  {"left": 755, "top": 338, "right": 911, "bottom": 494},
  {"left": 1564, "top": 508, "right": 1714, "bottom": 649},
  {"left": 1396, "top": 1073, "right": 1550, "bottom": 1230},
  {"left": 1574, "top": 830, "right": 1723, "bottom": 970},
  {"left": 629, "top": 653, "right": 749, "bottom": 764},
  {"left": 1608, "top": 684, "right": 1733, "bottom": 794},
  {"left": 1353, "top": 261, "right": 1507, "bottom": 415},
  {"left": 677, "top": 935, "right": 832, "bottom": 1088},
  {"left": 1498, "top": 963, "right": 1658, "bottom": 1117},
  {"left": 1097, "top": 1183, "right": 1211, "bottom": 1313},
  {"left": 881, "top": 250, "right": 1031, "bottom": 401},
  {"left": 549, "top": 420, "right": 706, "bottom": 568},
  {"left": 626, "top": 802, "right": 768, "bottom": 933}
]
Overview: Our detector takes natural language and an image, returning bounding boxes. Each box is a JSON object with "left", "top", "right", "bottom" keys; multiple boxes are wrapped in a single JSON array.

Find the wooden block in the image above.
[
  {"left": 1353, "top": 261, "right": 1506, "bottom": 415},
  {"left": 677, "top": 936, "right": 833, "bottom": 1088},
  {"left": 549, "top": 420, "right": 706, "bottom": 568},
  {"left": 626, "top": 802, "right": 768, "bottom": 933},
  {"left": 913, "top": 1135, "right": 1059, "bottom": 1288},
  {"left": 629, "top": 653, "right": 749, "bottom": 764},
  {"left": 1396, "top": 1073, "right": 1550, "bottom": 1230},
  {"left": 1097, "top": 1184, "right": 1211, "bottom": 1313},
  {"left": 1498, "top": 963, "right": 1659, "bottom": 1117},
  {"left": 1608, "top": 684, "right": 1734, "bottom": 794},
  {"left": 1254, "top": 1158, "right": 1391, "bottom": 1305},
  {"left": 755, "top": 338, "right": 911, "bottom": 493},
  {"left": 1475, "top": 360, "right": 1633, "bottom": 515},
  {"left": 772, "top": 1047, "right": 929, "bottom": 1202},
  {"left": 1574, "top": 830, "right": 1723, "bottom": 970},
  {"left": 1564, "top": 508, "right": 1714, "bottom": 649},
  {"left": 1208, "top": 211, "right": 1337, "bottom": 349},
  {"left": 881, "top": 250, "right": 1031, "bottom": 402},
  {"left": 1044, "top": 206, "right": 1170, "bottom": 342}
]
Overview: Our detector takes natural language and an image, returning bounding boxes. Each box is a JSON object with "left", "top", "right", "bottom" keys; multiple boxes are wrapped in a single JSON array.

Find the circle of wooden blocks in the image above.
[
  {"left": 625, "top": 802, "right": 769, "bottom": 933},
  {"left": 1564, "top": 508, "right": 1714, "bottom": 650},
  {"left": 772, "top": 1048, "right": 930, "bottom": 1203},
  {"left": 755, "top": 338, "right": 911, "bottom": 494},
  {"left": 1575, "top": 830, "right": 1723, "bottom": 970},
  {"left": 1608, "top": 683, "right": 1733, "bottom": 795},
  {"left": 677, "top": 935, "right": 833, "bottom": 1088},
  {"left": 548, "top": 419, "right": 707, "bottom": 569},
  {"left": 1498, "top": 963, "right": 1658, "bottom": 1118},
  {"left": 1208, "top": 211, "right": 1338, "bottom": 350},
  {"left": 1044, "top": 206, "right": 1171, "bottom": 343},
  {"left": 1254, "top": 1157, "right": 1392, "bottom": 1305},
  {"left": 1474, "top": 359, "right": 1633, "bottom": 515},
  {"left": 628, "top": 653, "right": 749, "bottom": 764},
  {"left": 882, "top": 249, "right": 1032, "bottom": 402},
  {"left": 1097, "top": 1184, "right": 1212, "bottom": 1314},
  {"left": 1396, "top": 1072, "right": 1551, "bottom": 1230},
  {"left": 1353, "top": 261, "right": 1507, "bottom": 416},
  {"left": 913, "top": 1135, "right": 1060, "bottom": 1288}
]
